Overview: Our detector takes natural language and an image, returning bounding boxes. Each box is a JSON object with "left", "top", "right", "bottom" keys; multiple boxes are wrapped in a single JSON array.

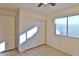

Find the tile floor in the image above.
[{"left": 0, "top": 44, "right": 71, "bottom": 56}]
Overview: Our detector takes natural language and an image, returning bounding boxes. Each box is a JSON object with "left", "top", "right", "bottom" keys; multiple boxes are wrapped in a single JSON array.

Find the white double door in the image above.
[{"left": 0, "top": 15, "right": 15, "bottom": 52}]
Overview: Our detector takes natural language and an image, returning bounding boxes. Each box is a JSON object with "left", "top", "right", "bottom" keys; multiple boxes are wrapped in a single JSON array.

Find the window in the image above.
[
  {"left": 55, "top": 17, "right": 67, "bottom": 36},
  {"left": 19, "top": 26, "right": 38, "bottom": 45},
  {"left": 68, "top": 15, "right": 79, "bottom": 38},
  {"left": 56, "top": 29, "right": 60, "bottom": 35},
  {"left": 0, "top": 42, "right": 5, "bottom": 52},
  {"left": 55, "top": 15, "right": 79, "bottom": 38},
  {"left": 19, "top": 33, "right": 26, "bottom": 44},
  {"left": 27, "top": 26, "right": 38, "bottom": 39}
]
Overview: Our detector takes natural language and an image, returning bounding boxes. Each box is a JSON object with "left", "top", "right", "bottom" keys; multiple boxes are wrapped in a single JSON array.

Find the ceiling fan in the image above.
[{"left": 38, "top": 3, "right": 56, "bottom": 7}]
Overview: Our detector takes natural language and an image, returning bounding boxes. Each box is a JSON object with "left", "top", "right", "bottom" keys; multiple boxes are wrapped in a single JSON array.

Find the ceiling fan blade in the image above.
[
  {"left": 49, "top": 3, "right": 56, "bottom": 6},
  {"left": 38, "top": 3, "right": 43, "bottom": 7}
]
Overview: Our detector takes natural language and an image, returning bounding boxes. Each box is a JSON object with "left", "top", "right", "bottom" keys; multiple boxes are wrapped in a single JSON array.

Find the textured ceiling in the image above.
[{"left": 0, "top": 3, "right": 78, "bottom": 14}]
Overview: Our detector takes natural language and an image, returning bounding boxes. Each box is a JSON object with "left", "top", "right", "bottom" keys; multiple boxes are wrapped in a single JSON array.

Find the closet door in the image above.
[{"left": 0, "top": 15, "right": 15, "bottom": 52}]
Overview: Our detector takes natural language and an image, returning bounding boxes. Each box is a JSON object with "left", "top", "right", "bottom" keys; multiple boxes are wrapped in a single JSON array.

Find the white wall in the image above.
[
  {"left": 0, "top": 8, "right": 16, "bottom": 17},
  {"left": 18, "top": 8, "right": 46, "bottom": 52},
  {"left": 46, "top": 5, "right": 79, "bottom": 55}
]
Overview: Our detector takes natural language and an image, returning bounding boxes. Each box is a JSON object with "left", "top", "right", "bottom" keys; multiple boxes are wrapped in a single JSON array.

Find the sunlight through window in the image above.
[
  {"left": 19, "top": 33, "right": 26, "bottom": 44},
  {"left": 19, "top": 26, "right": 38, "bottom": 45},
  {"left": 0, "top": 42, "right": 5, "bottom": 52},
  {"left": 27, "top": 26, "right": 38, "bottom": 39}
]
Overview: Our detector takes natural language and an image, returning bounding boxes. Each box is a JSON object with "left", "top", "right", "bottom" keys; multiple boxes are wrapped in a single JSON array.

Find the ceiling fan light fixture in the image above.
[
  {"left": 43, "top": 3, "right": 48, "bottom": 5},
  {"left": 38, "top": 3, "right": 56, "bottom": 7}
]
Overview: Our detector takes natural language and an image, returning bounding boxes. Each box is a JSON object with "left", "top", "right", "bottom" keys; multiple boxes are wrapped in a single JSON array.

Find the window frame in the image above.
[{"left": 55, "top": 14, "right": 79, "bottom": 38}]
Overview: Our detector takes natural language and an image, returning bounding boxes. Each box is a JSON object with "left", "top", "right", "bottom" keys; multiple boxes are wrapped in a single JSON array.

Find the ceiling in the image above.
[{"left": 0, "top": 3, "right": 78, "bottom": 14}]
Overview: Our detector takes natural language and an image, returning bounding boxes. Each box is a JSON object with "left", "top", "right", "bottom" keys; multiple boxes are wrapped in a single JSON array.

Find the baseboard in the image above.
[
  {"left": 19, "top": 43, "right": 46, "bottom": 53},
  {"left": 0, "top": 48, "right": 16, "bottom": 53}
]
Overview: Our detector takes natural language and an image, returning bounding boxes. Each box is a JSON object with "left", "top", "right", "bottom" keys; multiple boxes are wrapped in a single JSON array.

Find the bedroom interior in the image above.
[{"left": 0, "top": 3, "right": 79, "bottom": 56}]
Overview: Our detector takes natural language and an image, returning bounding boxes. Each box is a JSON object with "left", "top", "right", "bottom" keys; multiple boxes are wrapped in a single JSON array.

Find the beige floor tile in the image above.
[{"left": 0, "top": 44, "right": 71, "bottom": 56}]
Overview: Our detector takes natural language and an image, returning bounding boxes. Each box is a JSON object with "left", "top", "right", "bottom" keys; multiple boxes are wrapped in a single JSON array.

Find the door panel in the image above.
[{"left": 0, "top": 15, "right": 15, "bottom": 52}]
